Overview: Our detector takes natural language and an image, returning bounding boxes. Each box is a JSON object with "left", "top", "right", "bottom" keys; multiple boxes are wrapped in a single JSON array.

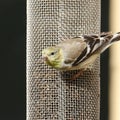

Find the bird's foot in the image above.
[{"left": 70, "top": 69, "right": 84, "bottom": 80}]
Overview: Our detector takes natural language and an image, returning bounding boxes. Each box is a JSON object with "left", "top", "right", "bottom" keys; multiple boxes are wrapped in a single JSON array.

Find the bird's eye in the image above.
[{"left": 50, "top": 52, "right": 55, "bottom": 55}]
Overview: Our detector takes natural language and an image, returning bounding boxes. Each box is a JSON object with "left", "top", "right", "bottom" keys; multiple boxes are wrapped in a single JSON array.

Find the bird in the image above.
[{"left": 42, "top": 32, "right": 120, "bottom": 80}]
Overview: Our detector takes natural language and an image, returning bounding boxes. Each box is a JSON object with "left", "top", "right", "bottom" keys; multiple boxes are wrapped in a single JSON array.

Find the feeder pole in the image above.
[{"left": 27, "top": 0, "right": 101, "bottom": 119}]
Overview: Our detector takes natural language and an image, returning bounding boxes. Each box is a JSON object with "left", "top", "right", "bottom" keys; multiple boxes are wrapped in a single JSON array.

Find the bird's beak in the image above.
[{"left": 42, "top": 56, "right": 48, "bottom": 61}]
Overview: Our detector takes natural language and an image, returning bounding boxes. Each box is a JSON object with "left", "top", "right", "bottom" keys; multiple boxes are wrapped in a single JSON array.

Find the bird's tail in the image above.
[
  {"left": 100, "top": 32, "right": 120, "bottom": 43},
  {"left": 99, "top": 32, "right": 120, "bottom": 53},
  {"left": 110, "top": 32, "right": 120, "bottom": 43}
]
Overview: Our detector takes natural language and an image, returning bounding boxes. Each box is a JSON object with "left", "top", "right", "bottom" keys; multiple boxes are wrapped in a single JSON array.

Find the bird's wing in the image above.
[
  {"left": 72, "top": 32, "right": 113, "bottom": 66},
  {"left": 83, "top": 32, "right": 115, "bottom": 53}
]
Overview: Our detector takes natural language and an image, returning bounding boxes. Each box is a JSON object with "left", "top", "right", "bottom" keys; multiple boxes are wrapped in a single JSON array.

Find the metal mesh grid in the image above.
[{"left": 27, "top": 0, "right": 100, "bottom": 119}]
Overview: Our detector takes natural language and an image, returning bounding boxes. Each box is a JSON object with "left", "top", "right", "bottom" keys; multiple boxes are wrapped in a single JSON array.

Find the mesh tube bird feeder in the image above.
[{"left": 27, "top": 0, "right": 100, "bottom": 119}]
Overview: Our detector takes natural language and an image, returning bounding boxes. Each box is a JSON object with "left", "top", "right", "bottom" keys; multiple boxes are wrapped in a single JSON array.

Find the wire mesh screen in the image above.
[{"left": 27, "top": 0, "right": 100, "bottom": 120}]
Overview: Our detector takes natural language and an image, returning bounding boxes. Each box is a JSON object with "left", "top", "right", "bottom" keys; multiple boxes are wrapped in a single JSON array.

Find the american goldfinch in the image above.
[{"left": 42, "top": 32, "right": 120, "bottom": 79}]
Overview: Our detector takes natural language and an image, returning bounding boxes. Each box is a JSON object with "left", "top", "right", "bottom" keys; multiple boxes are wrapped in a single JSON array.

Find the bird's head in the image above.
[{"left": 42, "top": 46, "right": 63, "bottom": 69}]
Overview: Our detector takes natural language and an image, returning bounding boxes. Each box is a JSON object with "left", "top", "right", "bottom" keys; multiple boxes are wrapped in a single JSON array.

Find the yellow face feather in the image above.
[{"left": 42, "top": 46, "right": 63, "bottom": 69}]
